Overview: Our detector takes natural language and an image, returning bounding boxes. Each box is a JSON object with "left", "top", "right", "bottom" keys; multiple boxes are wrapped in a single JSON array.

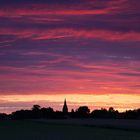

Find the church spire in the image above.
[{"left": 62, "top": 98, "right": 68, "bottom": 114}]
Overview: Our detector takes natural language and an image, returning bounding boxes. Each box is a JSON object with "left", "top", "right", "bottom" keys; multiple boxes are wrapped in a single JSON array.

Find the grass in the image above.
[{"left": 0, "top": 120, "right": 140, "bottom": 140}]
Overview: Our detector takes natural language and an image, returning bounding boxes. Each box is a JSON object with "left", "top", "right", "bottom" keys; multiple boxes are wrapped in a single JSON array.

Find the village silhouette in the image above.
[{"left": 0, "top": 99, "right": 140, "bottom": 120}]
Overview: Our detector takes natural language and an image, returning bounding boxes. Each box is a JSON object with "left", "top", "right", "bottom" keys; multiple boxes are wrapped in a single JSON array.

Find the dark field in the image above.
[{"left": 0, "top": 119, "right": 140, "bottom": 140}]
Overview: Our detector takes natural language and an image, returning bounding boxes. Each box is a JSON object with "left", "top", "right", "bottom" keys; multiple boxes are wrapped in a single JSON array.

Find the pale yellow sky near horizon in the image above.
[{"left": 0, "top": 93, "right": 139, "bottom": 113}]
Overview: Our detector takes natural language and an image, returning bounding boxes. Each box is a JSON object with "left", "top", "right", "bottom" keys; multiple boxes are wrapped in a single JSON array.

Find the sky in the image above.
[{"left": 0, "top": 0, "right": 140, "bottom": 113}]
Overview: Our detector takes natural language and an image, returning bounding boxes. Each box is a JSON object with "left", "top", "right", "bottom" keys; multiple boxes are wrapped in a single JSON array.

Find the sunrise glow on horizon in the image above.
[
  {"left": 0, "top": 0, "right": 140, "bottom": 114},
  {"left": 0, "top": 93, "right": 140, "bottom": 114}
]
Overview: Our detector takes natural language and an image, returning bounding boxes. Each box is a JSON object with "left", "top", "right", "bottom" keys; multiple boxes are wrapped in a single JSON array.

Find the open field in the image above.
[
  {"left": 0, "top": 119, "right": 140, "bottom": 140},
  {"left": 35, "top": 118, "right": 140, "bottom": 131}
]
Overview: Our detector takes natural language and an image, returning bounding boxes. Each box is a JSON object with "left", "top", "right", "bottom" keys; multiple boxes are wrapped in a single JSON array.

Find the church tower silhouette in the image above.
[{"left": 62, "top": 98, "right": 68, "bottom": 114}]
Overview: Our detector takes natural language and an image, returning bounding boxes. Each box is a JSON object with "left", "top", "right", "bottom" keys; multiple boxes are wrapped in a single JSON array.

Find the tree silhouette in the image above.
[
  {"left": 0, "top": 113, "right": 8, "bottom": 120},
  {"left": 109, "top": 107, "right": 115, "bottom": 112},
  {"left": 76, "top": 106, "right": 90, "bottom": 118},
  {"left": 32, "top": 105, "right": 41, "bottom": 118},
  {"left": 2, "top": 103, "right": 140, "bottom": 120},
  {"left": 41, "top": 107, "right": 54, "bottom": 118},
  {"left": 108, "top": 107, "right": 119, "bottom": 118},
  {"left": 32, "top": 105, "right": 41, "bottom": 111},
  {"left": 91, "top": 108, "right": 109, "bottom": 118}
]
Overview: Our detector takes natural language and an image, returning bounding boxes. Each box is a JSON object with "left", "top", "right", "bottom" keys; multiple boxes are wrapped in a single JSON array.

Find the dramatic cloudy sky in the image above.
[{"left": 0, "top": 0, "right": 140, "bottom": 113}]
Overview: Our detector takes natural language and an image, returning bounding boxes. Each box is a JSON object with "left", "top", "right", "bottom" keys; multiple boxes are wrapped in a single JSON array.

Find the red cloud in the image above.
[
  {"left": 0, "top": 59, "right": 139, "bottom": 95},
  {"left": 0, "top": 1, "right": 126, "bottom": 17},
  {"left": 0, "top": 27, "right": 140, "bottom": 42}
]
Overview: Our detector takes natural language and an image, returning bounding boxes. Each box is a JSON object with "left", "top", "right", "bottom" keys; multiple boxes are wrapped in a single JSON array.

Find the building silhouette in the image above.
[{"left": 62, "top": 99, "right": 68, "bottom": 114}]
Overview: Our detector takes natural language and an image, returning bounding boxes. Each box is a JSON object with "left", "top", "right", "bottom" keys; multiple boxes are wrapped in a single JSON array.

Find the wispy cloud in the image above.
[{"left": 0, "top": 0, "right": 139, "bottom": 112}]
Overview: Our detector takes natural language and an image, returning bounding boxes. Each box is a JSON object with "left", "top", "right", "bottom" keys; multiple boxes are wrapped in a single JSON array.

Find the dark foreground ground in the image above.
[{"left": 0, "top": 119, "right": 140, "bottom": 140}]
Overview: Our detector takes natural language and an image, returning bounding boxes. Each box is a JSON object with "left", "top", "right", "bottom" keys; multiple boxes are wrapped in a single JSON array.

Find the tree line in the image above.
[{"left": 0, "top": 105, "right": 140, "bottom": 120}]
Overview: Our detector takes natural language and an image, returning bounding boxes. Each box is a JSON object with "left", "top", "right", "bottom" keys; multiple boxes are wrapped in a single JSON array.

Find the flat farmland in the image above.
[{"left": 0, "top": 119, "right": 140, "bottom": 140}]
